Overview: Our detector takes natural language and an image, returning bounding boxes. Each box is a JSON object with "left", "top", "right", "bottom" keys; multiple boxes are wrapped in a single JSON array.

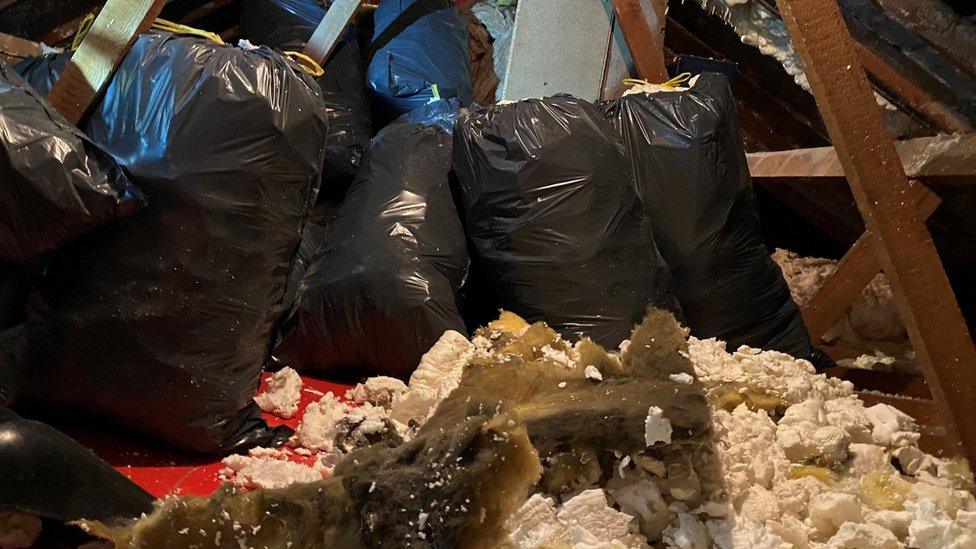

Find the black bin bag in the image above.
[
  {"left": 0, "top": 64, "right": 144, "bottom": 263},
  {"left": 238, "top": 0, "right": 372, "bottom": 196},
  {"left": 452, "top": 95, "right": 676, "bottom": 348},
  {"left": 20, "top": 32, "right": 328, "bottom": 453},
  {"left": 274, "top": 99, "right": 469, "bottom": 380},
  {"left": 602, "top": 73, "right": 826, "bottom": 365}
]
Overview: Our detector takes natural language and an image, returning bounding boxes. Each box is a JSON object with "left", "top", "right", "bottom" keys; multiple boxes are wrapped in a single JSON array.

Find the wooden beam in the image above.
[
  {"left": 802, "top": 183, "right": 941, "bottom": 340},
  {"left": 302, "top": 0, "right": 362, "bottom": 64},
  {"left": 46, "top": 0, "right": 166, "bottom": 124},
  {"left": 776, "top": 0, "right": 976, "bottom": 463},
  {"left": 0, "top": 30, "right": 43, "bottom": 59},
  {"left": 748, "top": 133, "right": 976, "bottom": 183},
  {"left": 857, "top": 44, "right": 974, "bottom": 134},
  {"left": 611, "top": 0, "right": 668, "bottom": 82}
]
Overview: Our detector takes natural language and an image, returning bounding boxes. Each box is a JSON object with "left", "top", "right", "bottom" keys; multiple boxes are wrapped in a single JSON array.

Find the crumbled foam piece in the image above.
[
  {"left": 334, "top": 403, "right": 395, "bottom": 452},
  {"left": 407, "top": 330, "right": 474, "bottom": 394},
  {"left": 775, "top": 399, "right": 850, "bottom": 465},
  {"left": 644, "top": 406, "right": 672, "bottom": 446},
  {"left": 851, "top": 350, "right": 897, "bottom": 370},
  {"left": 687, "top": 337, "right": 852, "bottom": 405},
  {"left": 345, "top": 376, "right": 407, "bottom": 407},
  {"left": 605, "top": 468, "right": 671, "bottom": 537},
  {"left": 541, "top": 345, "right": 576, "bottom": 368},
  {"left": 847, "top": 443, "right": 891, "bottom": 476},
  {"left": 219, "top": 453, "right": 326, "bottom": 489},
  {"left": 557, "top": 490, "right": 636, "bottom": 544},
  {"left": 505, "top": 494, "right": 569, "bottom": 547},
  {"left": 771, "top": 476, "right": 829, "bottom": 519},
  {"left": 737, "top": 486, "right": 780, "bottom": 523},
  {"left": 865, "top": 509, "right": 913, "bottom": 540},
  {"left": 906, "top": 498, "right": 976, "bottom": 549},
  {"left": 569, "top": 526, "right": 630, "bottom": 548},
  {"left": 823, "top": 396, "right": 874, "bottom": 444},
  {"left": 711, "top": 405, "right": 790, "bottom": 499},
  {"left": 766, "top": 516, "right": 815, "bottom": 549},
  {"left": 669, "top": 372, "right": 693, "bottom": 384},
  {"left": 809, "top": 492, "right": 863, "bottom": 537},
  {"left": 825, "top": 522, "right": 900, "bottom": 548},
  {"left": 707, "top": 519, "right": 786, "bottom": 549},
  {"left": 584, "top": 365, "right": 603, "bottom": 382},
  {"left": 253, "top": 367, "right": 302, "bottom": 419},
  {"left": 293, "top": 392, "right": 350, "bottom": 452},
  {"left": 389, "top": 331, "right": 474, "bottom": 428},
  {"left": 865, "top": 403, "right": 920, "bottom": 448},
  {"left": 662, "top": 513, "right": 709, "bottom": 549}
]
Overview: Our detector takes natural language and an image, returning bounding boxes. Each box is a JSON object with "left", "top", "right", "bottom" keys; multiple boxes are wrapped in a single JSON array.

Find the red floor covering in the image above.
[{"left": 58, "top": 375, "right": 352, "bottom": 499}]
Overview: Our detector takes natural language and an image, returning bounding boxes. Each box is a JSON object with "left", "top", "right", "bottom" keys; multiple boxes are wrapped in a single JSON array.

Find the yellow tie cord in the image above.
[
  {"left": 622, "top": 72, "right": 693, "bottom": 91},
  {"left": 283, "top": 51, "right": 325, "bottom": 77},
  {"left": 71, "top": 16, "right": 324, "bottom": 77}
]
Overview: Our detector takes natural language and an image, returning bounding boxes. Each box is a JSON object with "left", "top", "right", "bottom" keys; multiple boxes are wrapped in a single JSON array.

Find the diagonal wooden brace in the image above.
[
  {"left": 46, "top": 0, "right": 167, "bottom": 125},
  {"left": 611, "top": 0, "right": 669, "bottom": 83},
  {"left": 777, "top": 0, "right": 976, "bottom": 464},
  {"left": 802, "top": 182, "right": 942, "bottom": 340}
]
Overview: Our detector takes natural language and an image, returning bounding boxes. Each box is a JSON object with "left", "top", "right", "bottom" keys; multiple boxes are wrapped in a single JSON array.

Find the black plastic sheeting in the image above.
[
  {"left": 366, "top": 0, "right": 471, "bottom": 125},
  {"left": 453, "top": 96, "right": 676, "bottom": 349},
  {"left": 274, "top": 99, "right": 468, "bottom": 381},
  {"left": 0, "top": 407, "right": 155, "bottom": 523},
  {"left": 19, "top": 33, "right": 328, "bottom": 453},
  {"left": 238, "top": 0, "right": 372, "bottom": 196},
  {"left": 602, "top": 74, "right": 826, "bottom": 365},
  {"left": 0, "top": 65, "right": 144, "bottom": 263}
]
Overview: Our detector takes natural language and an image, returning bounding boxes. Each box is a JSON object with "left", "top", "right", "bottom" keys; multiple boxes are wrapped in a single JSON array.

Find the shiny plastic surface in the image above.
[
  {"left": 0, "top": 407, "right": 154, "bottom": 522},
  {"left": 602, "top": 74, "right": 823, "bottom": 364},
  {"left": 0, "top": 65, "right": 144, "bottom": 263},
  {"left": 239, "top": 0, "right": 372, "bottom": 195},
  {"left": 366, "top": 0, "right": 472, "bottom": 124},
  {"left": 274, "top": 99, "right": 468, "bottom": 380},
  {"left": 21, "top": 33, "right": 327, "bottom": 453},
  {"left": 453, "top": 95, "right": 677, "bottom": 348}
]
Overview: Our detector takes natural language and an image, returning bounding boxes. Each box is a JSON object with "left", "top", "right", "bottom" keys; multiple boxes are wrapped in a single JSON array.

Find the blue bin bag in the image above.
[{"left": 366, "top": 0, "right": 472, "bottom": 124}]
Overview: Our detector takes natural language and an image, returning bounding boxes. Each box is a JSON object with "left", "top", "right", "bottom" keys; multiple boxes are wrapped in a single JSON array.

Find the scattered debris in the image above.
[{"left": 253, "top": 367, "right": 302, "bottom": 419}]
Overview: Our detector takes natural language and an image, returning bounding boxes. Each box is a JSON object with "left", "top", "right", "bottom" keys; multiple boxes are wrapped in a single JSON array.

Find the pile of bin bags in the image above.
[
  {"left": 276, "top": 77, "right": 827, "bottom": 383},
  {"left": 6, "top": 32, "right": 328, "bottom": 454}
]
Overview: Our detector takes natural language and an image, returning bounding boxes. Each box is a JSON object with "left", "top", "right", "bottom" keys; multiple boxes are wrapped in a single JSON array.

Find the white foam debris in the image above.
[
  {"left": 541, "top": 345, "right": 576, "bottom": 369},
  {"left": 687, "top": 337, "right": 853, "bottom": 404},
  {"left": 389, "top": 330, "right": 474, "bottom": 429},
  {"left": 506, "top": 490, "right": 643, "bottom": 548},
  {"left": 826, "top": 521, "right": 901, "bottom": 548},
  {"left": 865, "top": 403, "right": 921, "bottom": 448},
  {"left": 669, "top": 372, "right": 693, "bottom": 384},
  {"left": 253, "top": 367, "right": 302, "bottom": 419},
  {"left": 809, "top": 492, "right": 863, "bottom": 538},
  {"left": 557, "top": 490, "right": 642, "bottom": 548},
  {"left": 505, "top": 494, "right": 569, "bottom": 547},
  {"left": 219, "top": 451, "right": 326, "bottom": 490},
  {"left": 293, "top": 392, "right": 351, "bottom": 452},
  {"left": 345, "top": 376, "right": 408, "bottom": 408},
  {"left": 644, "top": 406, "right": 672, "bottom": 446},
  {"left": 851, "top": 350, "right": 897, "bottom": 370},
  {"left": 584, "top": 365, "right": 603, "bottom": 382},
  {"left": 906, "top": 498, "right": 976, "bottom": 549},
  {"left": 775, "top": 399, "right": 851, "bottom": 465}
]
